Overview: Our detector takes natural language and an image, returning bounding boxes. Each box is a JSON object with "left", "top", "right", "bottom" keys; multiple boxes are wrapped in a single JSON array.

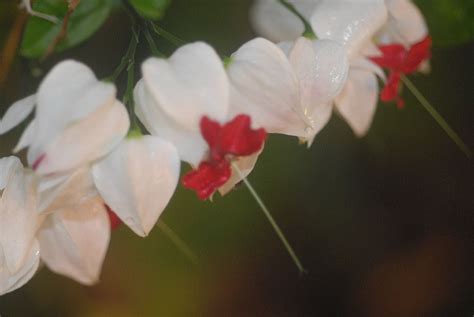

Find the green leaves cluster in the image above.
[
  {"left": 20, "top": 0, "right": 171, "bottom": 59},
  {"left": 129, "top": 0, "right": 170, "bottom": 20}
]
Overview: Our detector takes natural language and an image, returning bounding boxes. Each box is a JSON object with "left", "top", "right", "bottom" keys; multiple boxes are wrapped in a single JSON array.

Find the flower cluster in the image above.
[{"left": 0, "top": 0, "right": 430, "bottom": 295}]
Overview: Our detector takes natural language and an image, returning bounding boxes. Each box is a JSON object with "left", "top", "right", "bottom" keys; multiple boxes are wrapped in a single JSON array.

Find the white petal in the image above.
[
  {"left": 0, "top": 160, "right": 41, "bottom": 274},
  {"left": 38, "top": 198, "right": 110, "bottom": 285},
  {"left": 0, "top": 156, "right": 22, "bottom": 190},
  {"left": 227, "top": 38, "right": 305, "bottom": 137},
  {"left": 0, "top": 240, "right": 40, "bottom": 296},
  {"left": 13, "top": 119, "right": 36, "bottom": 153},
  {"left": 288, "top": 38, "right": 349, "bottom": 135},
  {"left": 38, "top": 167, "right": 98, "bottom": 214},
  {"left": 0, "top": 95, "right": 36, "bottom": 135},
  {"left": 34, "top": 101, "right": 129, "bottom": 175},
  {"left": 31, "top": 60, "right": 116, "bottom": 163},
  {"left": 93, "top": 136, "right": 180, "bottom": 237},
  {"left": 351, "top": 57, "right": 386, "bottom": 81},
  {"left": 135, "top": 80, "right": 207, "bottom": 166},
  {"left": 335, "top": 69, "right": 379, "bottom": 137},
  {"left": 310, "top": 0, "right": 388, "bottom": 59},
  {"left": 142, "top": 42, "right": 229, "bottom": 131},
  {"left": 380, "top": 0, "right": 427, "bottom": 45},
  {"left": 219, "top": 150, "right": 262, "bottom": 196},
  {"left": 250, "top": 0, "right": 319, "bottom": 42}
]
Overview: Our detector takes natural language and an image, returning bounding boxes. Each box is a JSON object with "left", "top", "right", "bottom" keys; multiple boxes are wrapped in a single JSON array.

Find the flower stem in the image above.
[
  {"left": 277, "top": 0, "right": 316, "bottom": 39},
  {"left": 144, "top": 27, "right": 165, "bottom": 57},
  {"left": 157, "top": 220, "right": 199, "bottom": 265},
  {"left": 401, "top": 75, "right": 472, "bottom": 158},
  {"left": 232, "top": 163, "right": 307, "bottom": 275},
  {"left": 147, "top": 21, "right": 185, "bottom": 47}
]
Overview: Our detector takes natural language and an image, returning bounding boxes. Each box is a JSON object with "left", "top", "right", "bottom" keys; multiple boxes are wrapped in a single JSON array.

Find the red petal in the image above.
[
  {"left": 380, "top": 71, "right": 402, "bottom": 103},
  {"left": 105, "top": 205, "right": 122, "bottom": 230},
  {"left": 182, "top": 160, "right": 232, "bottom": 200},
  {"left": 200, "top": 116, "right": 221, "bottom": 151},
  {"left": 403, "top": 36, "right": 432, "bottom": 73},
  {"left": 218, "top": 115, "right": 267, "bottom": 157},
  {"left": 370, "top": 44, "right": 406, "bottom": 70}
]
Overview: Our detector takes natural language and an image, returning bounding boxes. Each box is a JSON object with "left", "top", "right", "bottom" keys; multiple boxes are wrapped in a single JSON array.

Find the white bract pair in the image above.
[
  {"left": 251, "top": 0, "right": 427, "bottom": 136},
  {"left": 0, "top": 61, "right": 180, "bottom": 295}
]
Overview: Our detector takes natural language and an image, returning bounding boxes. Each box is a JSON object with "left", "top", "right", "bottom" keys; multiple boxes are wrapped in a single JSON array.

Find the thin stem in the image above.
[
  {"left": 232, "top": 163, "right": 307, "bottom": 275},
  {"left": 277, "top": 0, "right": 316, "bottom": 39},
  {"left": 401, "top": 75, "right": 472, "bottom": 158},
  {"left": 147, "top": 21, "right": 185, "bottom": 47},
  {"left": 123, "top": 25, "right": 140, "bottom": 132},
  {"left": 157, "top": 221, "right": 199, "bottom": 265},
  {"left": 144, "top": 27, "right": 165, "bottom": 57},
  {"left": 109, "top": 25, "right": 140, "bottom": 82}
]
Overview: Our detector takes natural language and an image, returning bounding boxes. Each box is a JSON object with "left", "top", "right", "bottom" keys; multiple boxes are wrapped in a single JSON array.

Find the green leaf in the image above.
[
  {"left": 414, "top": 0, "right": 474, "bottom": 46},
  {"left": 20, "top": 0, "right": 113, "bottom": 58},
  {"left": 129, "top": 0, "right": 170, "bottom": 20}
]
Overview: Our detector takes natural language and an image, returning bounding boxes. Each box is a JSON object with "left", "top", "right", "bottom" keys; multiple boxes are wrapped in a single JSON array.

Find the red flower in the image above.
[
  {"left": 183, "top": 114, "right": 266, "bottom": 200},
  {"left": 370, "top": 36, "right": 432, "bottom": 108}
]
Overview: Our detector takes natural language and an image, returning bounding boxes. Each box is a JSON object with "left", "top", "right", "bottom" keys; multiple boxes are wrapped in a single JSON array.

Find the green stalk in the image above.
[
  {"left": 147, "top": 21, "right": 185, "bottom": 47},
  {"left": 157, "top": 221, "right": 199, "bottom": 265},
  {"left": 277, "top": 0, "right": 316, "bottom": 39},
  {"left": 401, "top": 75, "right": 472, "bottom": 158},
  {"left": 232, "top": 163, "right": 307, "bottom": 275}
]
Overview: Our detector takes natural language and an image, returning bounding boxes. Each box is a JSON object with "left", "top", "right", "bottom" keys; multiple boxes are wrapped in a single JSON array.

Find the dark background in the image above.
[{"left": 0, "top": 0, "right": 473, "bottom": 316}]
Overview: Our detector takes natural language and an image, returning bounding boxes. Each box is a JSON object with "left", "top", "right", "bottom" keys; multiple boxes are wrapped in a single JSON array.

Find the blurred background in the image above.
[{"left": 0, "top": 0, "right": 473, "bottom": 316}]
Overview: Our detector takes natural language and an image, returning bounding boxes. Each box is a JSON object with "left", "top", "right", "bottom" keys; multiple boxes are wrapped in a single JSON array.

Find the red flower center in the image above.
[
  {"left": 182, "top": 114, "right": 267, "bottom": 200},
  {"left": 370, "top": 36, "right": 432, "bottom": 108}
]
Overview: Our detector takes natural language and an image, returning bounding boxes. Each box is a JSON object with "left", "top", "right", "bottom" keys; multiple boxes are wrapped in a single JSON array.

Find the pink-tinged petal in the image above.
[
  {"left": 38, "top": 198, "right": 110, "bottom": 285},
  {"left": 250, "top": 0, "right": 318, "bottom": 42},
  {"left": 335, "top": 69, "right": 379, "bottom": 137},
  {"left": 32, "top": 60, "right": 116, "bottom": 163},
  {"left": 380, "top": 0, "right": 428, "bottom": 45},
  {"left": 34, "top": 100, "right": 129, "bottom": 175},
  {"left": 142, "top": 42, "right": 229, "bottom": 131},
  {"left": 310, "top": 0, "right": 388, "bottom": 59},
  {"left": 135, "top": 80, "right": 207, "bottom": 166},
  {"left": 0, "top": 239, "right": 40, "bottom": 296},
  {"left": 0, "top": 95, "right": 36, "bottom": 135},
  {"left": 38, "top": 167, "right": 98, "bottom": 214},
  {"left": 227, "top": 38, "right": 305, "bottom": 137},
  {"left": 351, "top": 58, "right": 386, "bottom": 81},
  {"left": 92, "top": 136, "right": 180, "bottom": 237},
  {"left": 0, "top": 157, "right": 42, "bottom": 274},
  {"left": 218, "top": 150, "right": 262, "bottom": 196}
]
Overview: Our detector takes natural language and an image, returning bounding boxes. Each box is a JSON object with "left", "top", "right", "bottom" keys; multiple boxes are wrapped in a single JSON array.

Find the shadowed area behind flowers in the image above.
[{"left": 0, "top": 0, "right": 473, "bottom": 316}]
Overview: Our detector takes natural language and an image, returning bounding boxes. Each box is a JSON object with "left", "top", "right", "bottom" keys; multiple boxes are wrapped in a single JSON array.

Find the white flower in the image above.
[
  {"left": 136, "top": 43, "right": 229, "bottom": 167},
  {"left": 310, "top": 0, "right": 388, "bottom": 136},
  {"left": 227, "top": 38, "right": 348, "bottom": 142},
  {"left": 379, "top": 0, "right": 428, "bottom": 46},
  {"left": 37, "top": 196, "right": 110, "bottom": 285},
  {"left": 250, "top": 0, "right": 388, "bottom": 137},
  {"left": 1, "top": 60, "right": 130, "bottom": 175},
  {"left": 135, "top": 42, "right": 270, "bottom": 197},
  {"left": 0, "top": 156, "right": 41, "bottom": 296},
  {"left": 92, "top": 136, "right": 180, "bottom": 237},
  {"left": 250, "top": 0, "right": 319, "bottom": 42}
]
